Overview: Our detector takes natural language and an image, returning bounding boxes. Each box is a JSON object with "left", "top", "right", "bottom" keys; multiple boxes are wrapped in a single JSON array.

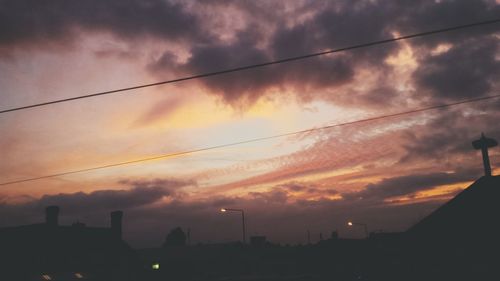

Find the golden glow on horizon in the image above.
[
  {"left": 415, "top": 182, "right": 470, "bottom": 198},
  {"left": 384, "top": 181, "right": 473, "bottom": 205}
]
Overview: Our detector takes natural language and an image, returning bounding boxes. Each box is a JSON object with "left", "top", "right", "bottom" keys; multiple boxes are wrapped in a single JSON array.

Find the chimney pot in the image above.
[
  {"left": 111, "top": 210, "right": 123, "bottom": 240},
  {"left": 45, "top": 206, "right": 60, "bottom": 226}
]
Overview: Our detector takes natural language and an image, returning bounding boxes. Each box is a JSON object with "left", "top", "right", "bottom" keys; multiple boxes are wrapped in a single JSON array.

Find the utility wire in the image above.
[
  {"left": 1, "top": 18, "right": 499, "bottom": 115},
  {"left": 1, "top": 93, "right": 499, "bottom": 186}
]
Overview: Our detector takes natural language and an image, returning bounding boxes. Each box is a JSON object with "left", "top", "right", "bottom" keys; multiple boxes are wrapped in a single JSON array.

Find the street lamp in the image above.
[
  {"left": 220, "top": 208, "right": 246, "bottom": 243},
  {"left": 347, "top": 221, "right": 369, "bottom": 238}
]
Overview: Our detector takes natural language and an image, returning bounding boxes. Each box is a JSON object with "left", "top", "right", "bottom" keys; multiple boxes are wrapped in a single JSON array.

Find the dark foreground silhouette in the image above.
[
  {"left": 0, "top": 208, "right": 141, "bottom": 281},
  {"left": 140, "top": 176, "right": 500, "bottom": 281}
]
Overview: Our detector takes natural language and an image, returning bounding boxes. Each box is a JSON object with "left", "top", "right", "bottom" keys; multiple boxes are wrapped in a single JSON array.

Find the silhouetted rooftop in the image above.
[
  {"left": 408, "top": 175, "right": 500, "bottom": 243},
  {"left": 0, "top": 207, "right": 141, "bottom": 280}
]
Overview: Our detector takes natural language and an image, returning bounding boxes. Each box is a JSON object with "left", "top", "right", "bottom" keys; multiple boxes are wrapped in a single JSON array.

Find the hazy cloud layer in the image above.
[
  {"left": 0, "top": 173, "right": 459, "bottom": 247},
  {"left": 0, "top": 178, "right": 194, "bottom": 226},
  {"left": 344, "top": 170, "right": 479, "bottom": 201}
]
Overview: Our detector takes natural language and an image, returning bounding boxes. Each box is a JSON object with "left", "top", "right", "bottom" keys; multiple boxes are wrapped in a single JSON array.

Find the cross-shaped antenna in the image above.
[{"left": 472, "top": 133, "right": 498, "bottom": 176}]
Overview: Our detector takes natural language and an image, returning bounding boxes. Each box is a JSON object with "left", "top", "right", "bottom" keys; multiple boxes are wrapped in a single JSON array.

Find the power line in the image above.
[
  {"left": 1, "top": 93, "right": 499, "bottom": 186},
  {"left": 1, "top": 18, "right": 499, "bottom": 115}
]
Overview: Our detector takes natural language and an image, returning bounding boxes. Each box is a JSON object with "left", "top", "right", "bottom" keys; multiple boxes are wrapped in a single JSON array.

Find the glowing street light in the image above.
[
  {"left": 347, "top": 221, "right": 369, "bottom": 238},
  {"left": 220, "top": 208, "right": 246, "bottom": 243}
]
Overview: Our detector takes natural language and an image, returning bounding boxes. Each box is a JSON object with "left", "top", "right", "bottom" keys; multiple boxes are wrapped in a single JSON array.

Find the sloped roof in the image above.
[{"left": 407, "top": 175, "right": 500, "bottom": 242}]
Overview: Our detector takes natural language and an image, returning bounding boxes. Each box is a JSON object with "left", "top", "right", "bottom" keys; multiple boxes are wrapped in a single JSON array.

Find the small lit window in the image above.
[
  {"left": 152, "top": 263, "right": 160, "bottom": 270},
  {"left": 75, "top": 272, "right": 84, "bottom": 279},
  {"left": 42, "top": 274, "right": 52, "bottom": 281}
]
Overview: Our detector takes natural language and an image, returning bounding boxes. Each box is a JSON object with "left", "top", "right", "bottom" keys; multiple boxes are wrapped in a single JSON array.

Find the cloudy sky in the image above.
[{"left": 0, "top": 0, "right": 499, "bottom": 247}]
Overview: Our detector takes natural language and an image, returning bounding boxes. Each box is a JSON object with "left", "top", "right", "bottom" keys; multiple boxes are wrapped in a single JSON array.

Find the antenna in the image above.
[{"left": 472, "top": 133, "right": 498, "bottom": 176}]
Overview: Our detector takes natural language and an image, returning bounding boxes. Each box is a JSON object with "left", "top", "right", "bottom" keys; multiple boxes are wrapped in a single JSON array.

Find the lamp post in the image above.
[
  {"left": 347, "top": 221, "right": 369, "bottom": 238},
  {"left": 220, "top": 208, "right": 246, "bottom": 243}
]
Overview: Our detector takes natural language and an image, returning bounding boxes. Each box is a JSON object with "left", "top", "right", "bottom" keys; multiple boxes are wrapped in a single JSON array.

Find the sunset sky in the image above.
[{"left": 0, "top": 0, "right": 499, "bottom": 247}]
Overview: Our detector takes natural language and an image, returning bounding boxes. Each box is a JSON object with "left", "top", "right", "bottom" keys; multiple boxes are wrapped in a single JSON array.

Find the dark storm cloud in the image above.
[
  {"left": 36, "top": 177, "right": 196, "bottom": 213},
  {"left": 152, "top": 12, "right": 367, "bottom": 104},
  {"left": 345, "top": 171, "right": 478, "bottom": 201},
  {"left": 0, "top": 187, "right": 169, "bottom": 229},
  {"left": 414, "top": 37, "right": 499, "bottom": 100},
  {"left": 0, "top": 178, "right": 194, "bottom": 226},
  {"left": 2, "top": 0, "right": 497, "bottom": 107},
  {"left": 396, "top": 0, "right": 500, "bottom": 46},
  {"left": 176, "top": 28, "right": 278, "bottom": 104},
  {"left": 152, "top": 1, "right": 394, "bottom": 104},
  {"left": 397, "top": 0, "right": 499, "bottom": 102},
  {"left": 37, "top": 186, "right": 169, "bottom": 213},
  {"left": 150, "top": 0, "right": 498, "bottom": 106},
  {"left": 0, "top": 0, "right": 204, "bottom": 48},
  {"left": 152, "top": 20, "right": 354, "bottom": 104},
  {"left": 311, "top": 0, "right": 399, "bottom": 61},
  {"left": 400, "top": 108, "right": 500, "bottom": 162}
]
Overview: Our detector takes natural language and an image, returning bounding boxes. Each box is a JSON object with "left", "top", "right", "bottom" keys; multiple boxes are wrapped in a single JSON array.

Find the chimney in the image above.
[
  {"left": 45, "top": 206, "right": 59, "bottom": 226},
  {"left": 110, "top": 211, "right": 123, "bottom": 240}
]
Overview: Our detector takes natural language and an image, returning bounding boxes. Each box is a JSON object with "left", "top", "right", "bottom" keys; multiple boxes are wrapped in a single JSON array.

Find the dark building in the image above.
[
  {"left": 400, "top": 176, "right": 500, "bottom": 280},
  {"left": 0, "top": 206, "right": 141, "bottom": 281},
  {"left": 162, "top": 227, "right": 187, "bottom": 248},
  {"left": 408, "top": 134, "right": 499, "bottom": 246},
  {"left": 366, "top": 135, "right": 500, "bottom": 280},
  {"left": 250, "top": 235, "right": 267, "bottom": 247},
  {"left": 407, "top": 175, "right": 500, "bottom": 245}
]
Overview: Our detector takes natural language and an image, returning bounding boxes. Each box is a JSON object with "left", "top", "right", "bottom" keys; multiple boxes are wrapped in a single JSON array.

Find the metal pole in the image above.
[
  {"left": 481, "top": 146, "right": 492, "bottom": 176},
  {"left": 241, "top": 210, "right": 246, "bottom": 244},
  {"left": 363, "top": 224, "right": 369, "bottom": 238}
]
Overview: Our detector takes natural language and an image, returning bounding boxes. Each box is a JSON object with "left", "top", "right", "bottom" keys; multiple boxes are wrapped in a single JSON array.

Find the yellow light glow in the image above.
[
  {"left": 152, "top": 263, "right": 160, "bottom": 270},
  {"left": 348, "top": 222, "right": 353, "bottom": 226},
  {"left": 220, "top": 208, "right": 227, "bottom": 212}
]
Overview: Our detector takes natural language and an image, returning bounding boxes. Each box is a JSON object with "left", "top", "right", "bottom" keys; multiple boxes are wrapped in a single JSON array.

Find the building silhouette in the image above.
[
  {"left": 0, "top": 206, "right": 141, "bottom": 281},
  {"left": 407, "top": 176, "right": 500, "bottom": 242},
  {"left": 399, "top": 134, "right": 500, "bottom": 280},
  {"left": 250, "top": 235, "right": 267, "bottom": 247},
  {"left": 162, "top": 227, "right": 187, "bottom": 248},
  {"left": 408, "top": 134, "right": 499, "bottom": 244}
]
